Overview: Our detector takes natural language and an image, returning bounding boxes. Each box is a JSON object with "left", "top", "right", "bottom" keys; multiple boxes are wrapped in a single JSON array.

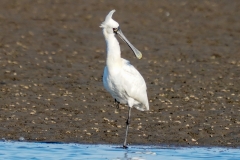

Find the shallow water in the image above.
[{"left": 0, "top": 141, "right": 239, "bottom": 160}]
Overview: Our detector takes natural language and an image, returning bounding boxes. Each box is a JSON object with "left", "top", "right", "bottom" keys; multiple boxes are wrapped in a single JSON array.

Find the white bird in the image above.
[{"left": 100, "top": 10, "right": 149, "bottom": 148}]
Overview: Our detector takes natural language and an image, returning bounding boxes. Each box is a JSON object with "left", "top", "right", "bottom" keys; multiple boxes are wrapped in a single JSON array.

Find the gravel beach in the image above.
[{"left": 0, "top": 0, "right": 240, "bottom": 147}]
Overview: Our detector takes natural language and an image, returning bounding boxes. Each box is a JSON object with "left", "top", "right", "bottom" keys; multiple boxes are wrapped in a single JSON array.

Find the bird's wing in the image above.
[
  {"left": 103, "top": 66, "right": 110, "bottom": 92},
  {"left": 121, "top": 59, "right": 148, "bottom": 107}
]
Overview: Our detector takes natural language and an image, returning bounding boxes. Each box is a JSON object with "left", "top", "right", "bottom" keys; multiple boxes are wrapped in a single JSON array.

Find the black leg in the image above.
[
  {"left": 123, "top": 107, "right": 131, "bottom": 149},
  {"left": 115, "top": 99, "right": 120, "bottom": 109}
]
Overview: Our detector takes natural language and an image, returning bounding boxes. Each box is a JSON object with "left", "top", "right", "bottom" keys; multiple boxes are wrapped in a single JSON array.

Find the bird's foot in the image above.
[
  {"left": 123, "top": 145, "right": 128, "bottom": 149},
  {"left": 116, "top": 103, "right": 119, "bottom": 109}
]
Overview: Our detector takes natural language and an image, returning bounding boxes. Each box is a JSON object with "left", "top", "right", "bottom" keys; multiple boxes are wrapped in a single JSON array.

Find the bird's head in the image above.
[
  {"left": 100, "top": 10, "right": 119, "bottom": 35},
  {"left": 100, "top": 10, "right": 142, "bottom": 59}
]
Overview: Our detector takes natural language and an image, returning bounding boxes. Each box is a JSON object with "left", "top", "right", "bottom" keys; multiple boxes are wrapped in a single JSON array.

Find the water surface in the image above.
[{"left": 0, "top": 142, "right": 239, "bottom": 160}]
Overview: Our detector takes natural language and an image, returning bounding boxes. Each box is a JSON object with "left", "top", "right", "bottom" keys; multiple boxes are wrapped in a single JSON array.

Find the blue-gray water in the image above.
[{"left": 0, "top": 141, "right": 239, "bottom": 160}]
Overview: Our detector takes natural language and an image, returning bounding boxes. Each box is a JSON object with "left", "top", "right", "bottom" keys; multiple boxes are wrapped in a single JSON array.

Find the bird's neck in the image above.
[{"left": 104, "top": 33, "right": 121, "bottom": 67}]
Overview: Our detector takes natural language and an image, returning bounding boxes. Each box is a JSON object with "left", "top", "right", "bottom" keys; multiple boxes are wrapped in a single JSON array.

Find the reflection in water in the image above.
[{"left": 0, "top": 141, "right": 239, "bottom": 160}]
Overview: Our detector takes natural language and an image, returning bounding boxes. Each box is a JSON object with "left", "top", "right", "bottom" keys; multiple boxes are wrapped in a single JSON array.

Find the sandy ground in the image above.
[{"left": 0, "top": 0, "right": 240, "bottom": 147}]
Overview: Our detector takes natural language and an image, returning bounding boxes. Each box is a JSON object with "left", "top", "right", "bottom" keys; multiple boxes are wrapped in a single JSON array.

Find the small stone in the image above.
[{"left": 19, "top": 137, "right": 25, "bottom": 141}]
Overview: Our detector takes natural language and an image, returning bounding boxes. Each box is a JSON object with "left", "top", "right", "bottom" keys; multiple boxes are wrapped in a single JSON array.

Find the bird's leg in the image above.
[
  {"left": 115, "top": 99, "right": 120, "bottom": 109},
  {"left": 123, "top": 107, "right": 131, "bottom": 149}
]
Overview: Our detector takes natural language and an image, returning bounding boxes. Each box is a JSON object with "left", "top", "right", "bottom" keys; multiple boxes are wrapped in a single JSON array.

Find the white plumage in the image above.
[
  {"left": 103, "top": 59, "right": 149, "bottom": 111},
  {"left": 100, "top": 10, "right": 149, "bottom": 148}
]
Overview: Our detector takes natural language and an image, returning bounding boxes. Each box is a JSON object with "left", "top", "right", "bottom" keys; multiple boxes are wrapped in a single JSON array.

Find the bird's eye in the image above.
[{"left": 113, "top": 28, "right": 118, "bottom": 32}]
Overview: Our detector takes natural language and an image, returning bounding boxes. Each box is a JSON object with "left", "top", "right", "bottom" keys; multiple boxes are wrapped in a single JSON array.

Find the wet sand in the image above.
[{"left": 0, "top": 0, "right": 240, "bottom": 147}]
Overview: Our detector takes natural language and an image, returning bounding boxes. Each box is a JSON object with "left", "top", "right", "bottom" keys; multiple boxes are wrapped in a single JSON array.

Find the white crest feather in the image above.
[
  {"left": 105, "top": 10, "right": 115, "bottom": 22},
  {"left": 100, "top": 10, "right": 116, "bottom": 28}
]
